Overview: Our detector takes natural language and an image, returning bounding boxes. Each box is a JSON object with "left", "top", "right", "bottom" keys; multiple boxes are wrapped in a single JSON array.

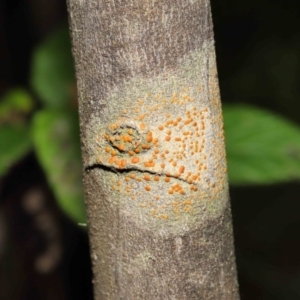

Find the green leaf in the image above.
[
  {"left": 0, "top": 125, "right": 32, "bottom": 177},
  {"left": 31, "top": 27, "right": 75, "bottom": 108},
  {"left": 32, "top": 109, "right": 86, "bottom": 223},
  {"left": 223, "top": 104, "right": 300, "bottom": 185},
  {"left": 0, "top": 88, "right": 34, "bottom": 124}
]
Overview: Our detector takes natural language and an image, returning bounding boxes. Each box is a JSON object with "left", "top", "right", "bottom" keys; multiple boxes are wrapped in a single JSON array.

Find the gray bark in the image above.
[{"left": 67, "top": 0, "right": 239, "bottom": 299}]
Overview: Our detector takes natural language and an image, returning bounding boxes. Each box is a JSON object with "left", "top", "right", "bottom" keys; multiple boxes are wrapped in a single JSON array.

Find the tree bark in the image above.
[{"left": 67, "top": 0, "right": 239, "bottom": 299}]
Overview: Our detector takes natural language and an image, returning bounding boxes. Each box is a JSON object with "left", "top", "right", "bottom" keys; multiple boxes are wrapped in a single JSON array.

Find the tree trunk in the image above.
[{"left": 67, "top": 0, "right": 239, "bottom": 299}]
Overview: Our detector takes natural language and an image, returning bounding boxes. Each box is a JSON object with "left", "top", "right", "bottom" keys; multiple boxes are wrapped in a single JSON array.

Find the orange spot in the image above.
[
  {"left": 129, "top": 150, "right": 134, "bottom": 156},
  {"left": 105, "top": 146, "right": 110, "bottom": 153},
  {"left": 144, "top": 174, "right": 151, "bottom": 181},
  {"left": 140, "top": 123, "right": 146, "bottom": 130},
  {"left": 154, "top": 149, "right": 159, "bottom": 154},
  {"left": 131, "top": 157, "right": 140, "bottom": 164},
  {"left": 168, "top": 189, "right": 174, "bottom": 194},
  {"left": 144, "top": 161, "right": 155, "bottom": 167},
  {"left": 165, "top": 177, "right": 170, "bottom": 183},
  {"left": 154, "top": 175, "right": 160, "bottom": 181},
  {"left": 172, "top": 161, "right": 177, "bottom": 167},
  {"left": 145, "top": 186, "right": 151, "bottom": 191},
  {"left": 139, "top": 114, "right": 145, "bottom": 120},
  {"left": 128, "top": 129, "right": 133, "bottom": 135},
  {"left": 129, "top": 173, "right": 135, "bottom": 179},
  {"left": 158, "top": 125, "right": 164, "bottom": 131},
  {"left": 147, "top": 135, "right": 153, "bottom": 143},
  {"left": 134, "top": 148, "right": 141, "bottom": 154},
  {"left": 165, "top": 136, "right": 171, "bottom": 142},
  {"left": 179, "top": 166, "right": 185, "bottom": 174},
  {"left": 160, "top": 163, "right": 165, "bottom": 169},
  {"left": 120, "top": 159, "right": 126, "bottom": 168},
  {"left": 108, "top": 156, "right": 116, "bottom": 163},
  {"left": 118, "top": 144, "right": 124, "bottom": 151}
]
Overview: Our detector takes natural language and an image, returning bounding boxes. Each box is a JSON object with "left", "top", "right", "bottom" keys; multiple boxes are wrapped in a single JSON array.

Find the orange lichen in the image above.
[
  {"left": 131, "top": 157, "right": 140, "bottom": 164},
  {"left": 144, "top": 161, "right": 155, "bottom": 168},
  {"left": 118, "top": 144, "right": 124, "bottom": 151},
  {"left": 108, "top": 156, "right": 116, "bottom": 163},
  {"left": 146, "top": 135, "right": 153, "bottom": 143},
  {"left": 145, "top": 186, "right": 151, "bottom": 191},
  {"left": 179, "top": 166, "right": 185, "bottom": 174},
  {"left": 144, "top": 174, "right": 151, "bottom": 181}
]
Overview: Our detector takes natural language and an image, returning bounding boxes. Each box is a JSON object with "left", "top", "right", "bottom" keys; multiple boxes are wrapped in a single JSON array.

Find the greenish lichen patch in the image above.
[{"left": 86, "top": 45, "right": 228, "bottom": 235}]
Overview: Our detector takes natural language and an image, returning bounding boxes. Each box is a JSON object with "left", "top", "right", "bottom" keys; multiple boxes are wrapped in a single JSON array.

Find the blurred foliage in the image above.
[
  {"left": 31, "top": 28, "right": 76, "bottom": 108},
  {"left": 0, "top": 125, "right": 31, "bottom": 177},
  {"left": 224, "top": 105, "right": 300, "bottom": 185},
  {"left": 1, "top": 26, "right": 300, "bottom": 224},
  {"left": 32, "top": 109, "right": 85, "bottom": 223}
]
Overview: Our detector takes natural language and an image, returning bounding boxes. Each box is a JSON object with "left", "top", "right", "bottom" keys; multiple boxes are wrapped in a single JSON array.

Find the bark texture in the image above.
[{"left": 67, "top": 0, "right": 239, "bottom": 299}]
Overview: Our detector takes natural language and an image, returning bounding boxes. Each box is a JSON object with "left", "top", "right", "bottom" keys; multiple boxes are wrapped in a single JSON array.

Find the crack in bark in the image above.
[{"left": 85, "top": 163, "right": 190, "bottom": 184}]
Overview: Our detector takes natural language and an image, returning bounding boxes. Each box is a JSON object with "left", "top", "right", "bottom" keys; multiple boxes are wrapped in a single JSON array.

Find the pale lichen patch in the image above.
[{"left": 86, "top": 46, "right": 228, "bottom": 234}]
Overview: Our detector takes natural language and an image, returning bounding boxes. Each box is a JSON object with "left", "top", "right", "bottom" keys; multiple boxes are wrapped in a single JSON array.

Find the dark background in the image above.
[{"left": 1, "top": 0, "right": 300, "bottom": 299}]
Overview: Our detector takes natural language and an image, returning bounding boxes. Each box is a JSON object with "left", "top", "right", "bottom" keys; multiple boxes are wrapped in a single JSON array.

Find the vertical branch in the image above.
[{"left": 67, "top": 0, "right": 239, "bottom": 299}]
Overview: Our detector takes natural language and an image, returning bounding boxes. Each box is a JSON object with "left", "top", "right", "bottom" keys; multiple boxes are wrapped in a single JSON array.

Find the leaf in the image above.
[
  {"left": 32, "top": 109, "right": 86, "bottom": 223},
  {"left": 31, "top": 27, "right": 75, "bottom": 108},
  {"left": 0, "top": 125, "right": 32, "bottom": 177},
  {"left": 223, "top": 104, "right": 300, "bottom": 185},
  {"left": 0, "top": 88, "right": 34, "bottom": 124}
]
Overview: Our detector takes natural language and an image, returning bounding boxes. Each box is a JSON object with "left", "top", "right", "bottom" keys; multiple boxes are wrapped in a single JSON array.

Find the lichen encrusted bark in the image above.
[{"left": 67, "top": 0, "right": 239, "bottom": 299}]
